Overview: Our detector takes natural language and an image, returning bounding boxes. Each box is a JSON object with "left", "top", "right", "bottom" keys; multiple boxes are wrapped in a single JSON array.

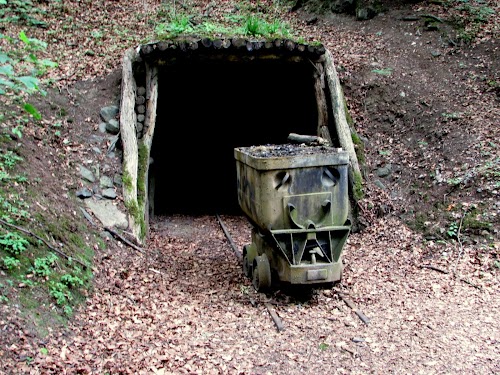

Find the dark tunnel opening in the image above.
[{"left": 150, "top": 58, "right": 319, "bottom": 216}]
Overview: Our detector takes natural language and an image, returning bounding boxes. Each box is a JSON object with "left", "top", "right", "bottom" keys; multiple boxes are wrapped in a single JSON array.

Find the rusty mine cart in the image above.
[{"left": 234, "top": 143, "right": 352, "bottom": 292}]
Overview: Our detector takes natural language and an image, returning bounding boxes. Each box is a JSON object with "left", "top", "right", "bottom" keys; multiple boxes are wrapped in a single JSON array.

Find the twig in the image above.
[
  {"left": 104, "top": 227, "right": 144, "bottom": 253},
  {"left": 216, "top": 213, "right": 242, "bottom": 260},
  {"left": 79, "top": 207, "right": 96, "bottom": 226},
  {"left": 420, "top": 264, "right": 481, "bottom": 290},
  {"left": 338, "top": 293, "right": 370, "bottom": 325},
  {"left": 0, "top": 217, "right": 88, "bottom": 269},
  {"left": 452, "top": 211, "right": 465, "bottom": 273},
  {"left": 264, "top": 302, "right": 284, "bottom": 332}
]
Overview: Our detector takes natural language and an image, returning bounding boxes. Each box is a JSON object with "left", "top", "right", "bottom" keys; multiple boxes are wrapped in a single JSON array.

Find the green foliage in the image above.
[
  {"left": 0, "top": 0, "right": 47, "bottom": 27},
  {"left": 0, "top": 31, "right": 57, "bottom": 139},
  {"left": 60, "top": 273, "right": 84, "bottom": 288},
  {"left": 447, "top": 222, "right": 459, "bottom": 238},
  {"left": 154, "top": 3, "right": 294, "bottom": 40},
  {"left": 30, "top": 253, "right": 58, "bottom": 277},
  {"left": 2, "top": 255, "right": 21, "bottom": 270},
  {"left": 444, "top": 0, "right": 496, "bottom": 43},
  {"left": 0, "top": 231, "right": 29, "bottom": 254}
]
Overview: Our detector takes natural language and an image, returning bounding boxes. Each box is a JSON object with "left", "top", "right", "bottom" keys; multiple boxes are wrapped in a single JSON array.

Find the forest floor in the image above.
[{"left": 0, "top": 0, "right": 499, "bottom": 374}]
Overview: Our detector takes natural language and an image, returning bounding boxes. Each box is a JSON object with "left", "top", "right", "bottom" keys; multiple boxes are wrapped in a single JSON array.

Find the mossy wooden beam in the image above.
[
  {"left": 313, "top": 62, "right": 332, "bottom": 144},
  {"left": 120, "top": 47, "right": 142, "bottom": 241},
  {"left": 138, "top": 62, "right": 158, "bottom": 239},
  {"left": 324, "top": 49, "right": 361, "bottom": 181}
]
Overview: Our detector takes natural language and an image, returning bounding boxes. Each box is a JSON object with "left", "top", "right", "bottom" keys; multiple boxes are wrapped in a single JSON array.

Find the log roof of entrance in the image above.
[{"left": 138, "top": 38, "right": 326, "bottom": 64}]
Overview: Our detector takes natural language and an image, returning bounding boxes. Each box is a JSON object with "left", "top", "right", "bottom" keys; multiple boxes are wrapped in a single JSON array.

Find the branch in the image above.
[
  {"left": 104, "top": 227, "right": 144, "bottom": 253},
  {"left": 0, "top": 218, "right": 88, "bottom": 269}
]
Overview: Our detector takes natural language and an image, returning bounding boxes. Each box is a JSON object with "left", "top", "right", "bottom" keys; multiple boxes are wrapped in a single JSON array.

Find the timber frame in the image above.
[{"left": 119, "top": 38, "right": 361, "bottom": 243}]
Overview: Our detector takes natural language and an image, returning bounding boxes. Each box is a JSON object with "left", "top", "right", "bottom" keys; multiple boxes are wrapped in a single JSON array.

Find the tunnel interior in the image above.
[{"left": 150, "top": 58, "right": 321, "bottom": 216}]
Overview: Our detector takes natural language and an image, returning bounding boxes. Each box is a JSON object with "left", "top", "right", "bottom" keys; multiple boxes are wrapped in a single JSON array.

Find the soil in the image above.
[{"left": 1, "top": 1, "right": 499, "bottom": 374}]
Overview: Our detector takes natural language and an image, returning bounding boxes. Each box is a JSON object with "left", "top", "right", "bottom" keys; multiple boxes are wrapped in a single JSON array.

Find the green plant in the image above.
[
  {"left": 0, "top": 0, "right": 47, "bottom": 27},
  {"left": 0, "top": 31, "right": 57, "bottom": 138},
  {"left": 2, "top": 255, "right": 21, "bottom": 270},
  {"left": 60, "top": 274, "right": 84, "bottom": 288},
  {"left": 30, "top": 253, "right": 58, "bottom": 277},
  {"left": 319, "top": 343, "right": 329, "bottom": 350},
  {"left": 1, "top": 151, "right": 23, "bottom": 169},
  {"left": 0, "top": 231, "right": 29, "bottom": 254},
  {"left": 447, "top": 222, "right": 459, "bottom": 238}
]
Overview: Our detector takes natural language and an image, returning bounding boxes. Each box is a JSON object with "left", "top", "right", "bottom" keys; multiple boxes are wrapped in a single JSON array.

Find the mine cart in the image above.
[{"left": 235, "top": 144, "right": 351, "bottom": 292}]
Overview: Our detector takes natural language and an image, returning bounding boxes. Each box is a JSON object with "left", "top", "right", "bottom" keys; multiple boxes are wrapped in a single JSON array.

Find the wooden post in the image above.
[
  {"left": 324, "top": 49, "right": 361, "bottom": 179},
  {"left": 120, "top": 47, "right": 141, "bottom": 239},
  {"left": 139, "top": 62, "right": 159, "bottom": 239},
  {"left": 313, "top": 62, "right": 332, "bottom": 144}
]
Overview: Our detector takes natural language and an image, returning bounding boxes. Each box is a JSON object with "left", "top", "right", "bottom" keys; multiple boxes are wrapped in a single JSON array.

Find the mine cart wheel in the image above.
[
  {"left": 252, "top": 254, "right": 272, "bottom": 292},
  {"left": 243, "top": 254, "right": 252, "bottom": 278},
  {"left": 242, "top": 244, "right": 257, "bottom": 279}
]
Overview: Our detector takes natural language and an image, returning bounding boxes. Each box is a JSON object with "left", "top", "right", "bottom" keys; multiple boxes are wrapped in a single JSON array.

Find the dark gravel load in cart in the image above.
[{"left": 234, "top": 143, "right": 352, "bottom": 291}]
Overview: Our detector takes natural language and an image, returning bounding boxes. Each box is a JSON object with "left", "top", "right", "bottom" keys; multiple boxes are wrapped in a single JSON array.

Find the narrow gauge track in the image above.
[
  {"left": 215, "top": 213, "right": 370, "bottom": 329},
  {"left": 216, "top": 213, "right": 285, "bottom": 331}
]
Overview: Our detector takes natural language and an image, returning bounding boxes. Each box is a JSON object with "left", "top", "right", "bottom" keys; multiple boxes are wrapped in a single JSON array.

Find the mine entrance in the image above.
[{"left": 150, "top": 59, "right": 320, "bottom": 216}]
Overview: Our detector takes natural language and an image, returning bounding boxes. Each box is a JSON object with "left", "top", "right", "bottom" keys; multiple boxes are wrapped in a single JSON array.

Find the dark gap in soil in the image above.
[{"left": 151, "top": 59, "right": 318, "bottom": 216}]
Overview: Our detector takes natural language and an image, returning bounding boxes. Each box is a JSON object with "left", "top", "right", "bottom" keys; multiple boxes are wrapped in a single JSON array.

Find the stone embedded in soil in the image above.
[
  {"left": 98, "top": 122, "right": 107, "bottom": 133},
  {"left": 99, "top": 176, "right": 114, "bottom": 189},
  {"left": 101, "top": 188, "right": 117, "bottom": 199},
  {"left": 76, "top": 188, "right": 92, "bottom": 199},
  {"left": 106, "top": 119, "right": 120, "bottom": 135},
  {"left": 79, "top": 164, "right": 95, "bottom": 182},
  {"left": 100, "top": 105, "right": 119, "bottom": 122},
  {"left": 85, "top": 199, "right": 127, "bottom": 229}
]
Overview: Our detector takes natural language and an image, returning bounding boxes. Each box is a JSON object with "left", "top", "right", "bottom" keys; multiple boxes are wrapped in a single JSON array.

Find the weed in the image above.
[
  {"left": 0, "top": 232, "right": 29, "bottom": 254},
  {"left": 30, "top": 253, "right": 58, "bottom": 277},
  {"left": 319, "top": 343, "right": 329, "bottom": 350},
  {"left": 2, "top": 255, "right": 21, "bottom": 270},
  {"left": 447, "top": 222, "right": 459, "bottom": 239}
]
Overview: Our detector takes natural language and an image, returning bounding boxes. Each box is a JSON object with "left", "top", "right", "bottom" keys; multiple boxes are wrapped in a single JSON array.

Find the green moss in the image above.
[
  {"left": 352, "top": 170, "right": 364, "bottom": 201},
  {"left": 122, "top": 170, "right": 133, "bottom": 193}
]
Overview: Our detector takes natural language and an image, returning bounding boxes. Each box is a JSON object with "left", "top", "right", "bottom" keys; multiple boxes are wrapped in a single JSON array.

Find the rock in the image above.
[
  {"left": 113, "top": 174, "right": 123, "bottom": 186},
  {"left": 100, "top": 105, "right": 119, "bottom": 122},
  {"left": 137, "top": 86, "right": 146, "bottom": 96},
  {"left": 85, "top": 199, "right": 128, "bottom": 230},
  {"left": 100, "top": 175, "right": 114, "bottom": 189},
  {"left": 76, "top": 188, "right": 93, "bottom": 199},
  {"left": 100, "top": 231, "right": 113, "bottom": 241},
  {"left": 106, "top": 119, "right": 120, "bottom": 135},
  {"left": 374, "top": 180, "right": 386, "bottom": 190},
  {"left": 137, "top": 114, "right": 145, "bottom": 122},
  {"left": 102, "top": 188, "right": 117, "bottom": 199},
  {"left": 98, "top": 122, "right": 107, "bottom": 133},
  {"left": 79, "top": 165, "right": 95, "bottom": 183},
  {"left": 376, "top": 164, "right": 392, "bottom": 178}
]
